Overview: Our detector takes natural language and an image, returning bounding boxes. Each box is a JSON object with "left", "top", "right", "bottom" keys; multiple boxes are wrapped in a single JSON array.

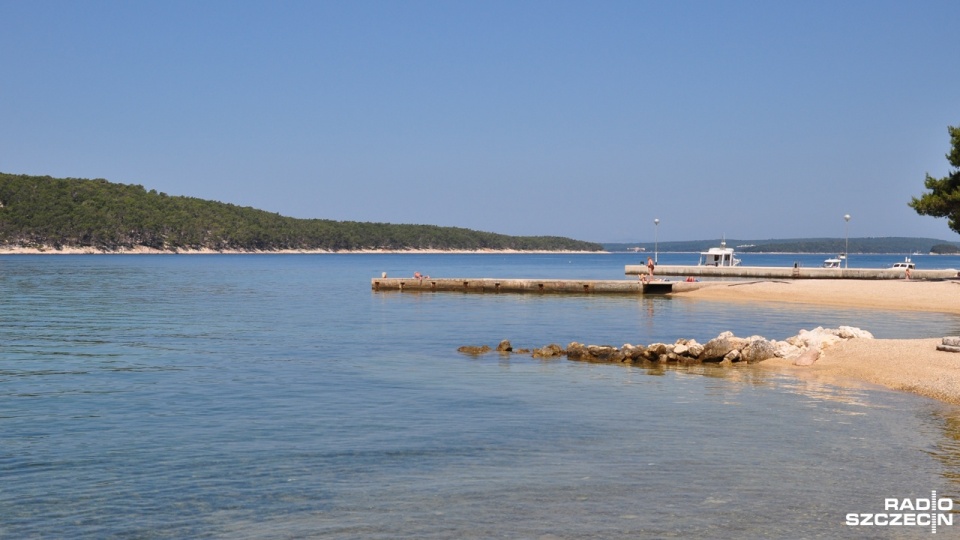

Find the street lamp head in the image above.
[
  {"left": 653, "top": 218, "right": 660, "bottom": 264},
  {"left": 843, "top": 214, "right": 851, "bottom": 268}
]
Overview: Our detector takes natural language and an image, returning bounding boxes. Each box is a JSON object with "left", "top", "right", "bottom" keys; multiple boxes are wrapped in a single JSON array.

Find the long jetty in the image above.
[
  {"left": 371, "top": 277, "right": 715, "bottom": 294},
  {"left": 625, "top": 264, "right": 959, "bottom": 280},
  {"left": 371, "top": 265, "right": 959, "bottom": 296}
]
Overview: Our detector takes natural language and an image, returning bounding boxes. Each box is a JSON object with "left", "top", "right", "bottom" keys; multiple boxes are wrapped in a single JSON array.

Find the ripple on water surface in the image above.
[{"left": 1, "top": 254, "right": 959, "bottom": 538}]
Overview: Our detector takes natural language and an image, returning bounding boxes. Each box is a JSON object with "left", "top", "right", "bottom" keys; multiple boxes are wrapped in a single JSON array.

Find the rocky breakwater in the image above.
[{"left": 458, "top": 326, "right": 874, "bottom": 367}]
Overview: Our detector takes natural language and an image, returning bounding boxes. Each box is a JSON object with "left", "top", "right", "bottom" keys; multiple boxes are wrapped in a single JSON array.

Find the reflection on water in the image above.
[
  {"left": 925, "top": 410, "right": 960, "bottom": 497},
  {"left": 4, "top": 254, "right": 960, "bottom": 538}
]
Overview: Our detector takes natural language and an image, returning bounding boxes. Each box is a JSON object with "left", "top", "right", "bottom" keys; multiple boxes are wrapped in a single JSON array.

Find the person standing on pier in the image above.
[{"left": 646, "top": 256, "right": 655, "bottom": 282}]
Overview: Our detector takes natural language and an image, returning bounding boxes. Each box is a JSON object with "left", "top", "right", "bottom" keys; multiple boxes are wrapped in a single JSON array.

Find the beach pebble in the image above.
[
  {"left": 793, "top": 347, "right": 821, "bottom": 366},
  {"left": 457, "top": 345, "right": 491, "bottom": 355},
  {"left": 942, "top": 336, "right": 960, "bottom": 347}
]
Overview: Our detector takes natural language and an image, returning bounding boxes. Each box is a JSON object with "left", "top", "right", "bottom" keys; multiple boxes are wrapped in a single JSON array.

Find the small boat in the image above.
[
  {"left": 891, "top": 257, "right": 915, "bottom": 270},
  {"left": 698, "top": 240, "right": 741, "bottom": 267},
  {"left": 822, "top": 257, "right": 842, "bottom": 268}
]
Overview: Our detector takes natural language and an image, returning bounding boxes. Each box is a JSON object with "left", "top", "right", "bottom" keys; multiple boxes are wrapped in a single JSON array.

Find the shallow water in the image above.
[{"left": 2, "top": 253, "right": 960, "bottom": 538}]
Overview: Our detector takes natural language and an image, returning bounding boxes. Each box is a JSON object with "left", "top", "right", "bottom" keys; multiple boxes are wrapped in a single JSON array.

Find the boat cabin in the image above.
[
  {"left": 891, "top": 258, "right": 915, "bottom": 270},
  {"left": 698, "top": 241, "right": 741, "bottom": 267},
  {"left": 822, "top": 258, "right": 842, "bottom": 268}
]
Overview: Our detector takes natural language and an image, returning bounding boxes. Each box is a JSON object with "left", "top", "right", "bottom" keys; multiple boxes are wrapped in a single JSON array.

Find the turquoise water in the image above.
[{"left": 3, "top": 253, "right": 960, "bottom": 538}]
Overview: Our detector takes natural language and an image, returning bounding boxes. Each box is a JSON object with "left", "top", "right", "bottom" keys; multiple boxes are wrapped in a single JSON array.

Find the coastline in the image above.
[
  {"left": 674, "top": 280, "right": 960, "bottom": 404},
  {"left": 0, "top": 246, "right": 607, "bottom": 255},
  {"left": 757, "top": 338, "right": 960, "bottom": 405}
]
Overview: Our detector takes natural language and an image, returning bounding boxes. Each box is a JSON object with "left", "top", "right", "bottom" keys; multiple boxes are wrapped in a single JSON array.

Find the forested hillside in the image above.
[{"left": 0, "top": 173, "right": 603, "bottom": 252}]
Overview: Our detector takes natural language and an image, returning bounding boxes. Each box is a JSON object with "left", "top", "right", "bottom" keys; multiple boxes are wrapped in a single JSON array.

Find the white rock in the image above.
[
  {"left": 838, "top": 326, "right": 874, "bottom": 339},
  {"left": 773, "top": 341, "right": 802, "bottom": 358}
]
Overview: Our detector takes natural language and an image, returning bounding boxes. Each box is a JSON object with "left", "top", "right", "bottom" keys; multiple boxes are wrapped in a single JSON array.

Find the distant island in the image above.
[
  {"left": 605, "top": 238, "right": 960, "bottom": 255},
  {"left": 0, "top": 172, "right": 604, "bottom": 253}
]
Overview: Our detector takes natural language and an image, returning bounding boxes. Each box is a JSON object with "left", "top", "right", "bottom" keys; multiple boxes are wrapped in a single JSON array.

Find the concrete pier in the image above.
[
  {"left": 371, "top": 277, "right": 717, "bottom": 294},
  {"left": 625, "top": 264, "right": 960, "bottom": 281},
  {"left": 371, "top": 264, "right": 960, "bottom": 296}
]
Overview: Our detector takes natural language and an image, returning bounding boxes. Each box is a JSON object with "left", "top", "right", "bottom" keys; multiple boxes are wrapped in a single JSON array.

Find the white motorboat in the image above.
[
  {"left": 891, "top": 257, "right": 915, "bottom": 270},
  {"left": 822, "top": 257, "right": 842, "bottom": 268},
  {"left": 698, "top": 240, "right": 741, "bottom": 267}
]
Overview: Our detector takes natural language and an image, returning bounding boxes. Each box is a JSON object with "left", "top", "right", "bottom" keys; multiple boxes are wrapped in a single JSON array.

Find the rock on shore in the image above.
[{"left": 459, "top": 326, "right": 874, "bottom": 367}]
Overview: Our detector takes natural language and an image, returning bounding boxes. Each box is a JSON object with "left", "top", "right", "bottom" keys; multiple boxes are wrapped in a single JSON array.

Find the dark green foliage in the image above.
[
  {"left": 931, "top": 243, "right": 960, "bottom": 254},
  {"left": 0, "top": 173, "right": 603, "bottom": 252},
  {"left": 910, "top": 125, "right": 960, "bottom": 234},
  {"left": 737, "top": 238, "right": 947, "bottom": 254}
]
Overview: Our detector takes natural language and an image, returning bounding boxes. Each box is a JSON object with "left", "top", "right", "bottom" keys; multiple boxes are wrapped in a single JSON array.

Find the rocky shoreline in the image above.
[{"left": 459, "top": 326, "right": 875, "bottom": 367}]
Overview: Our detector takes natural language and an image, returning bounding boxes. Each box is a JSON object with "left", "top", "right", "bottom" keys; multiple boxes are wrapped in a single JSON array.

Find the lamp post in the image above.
[
  {"left": 654, "top": 218, "right": 660, "bottom": 264},
  {"left": 844, "top": 214, "right": 851, "bottom": 268}
]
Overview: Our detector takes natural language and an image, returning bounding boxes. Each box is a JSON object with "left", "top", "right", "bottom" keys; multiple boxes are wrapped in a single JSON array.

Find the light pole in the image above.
[
  {"left": 654, "top": 218, "right": 660, "bottom": 264},
  {"left": 844, "top": 214, "right": 851, "bottom": 268}
]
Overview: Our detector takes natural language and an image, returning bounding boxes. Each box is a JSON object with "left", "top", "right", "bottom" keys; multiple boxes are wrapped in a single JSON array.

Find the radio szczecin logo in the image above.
[{"left": 846, "top": 491, "right": 954, "bottom": 533}]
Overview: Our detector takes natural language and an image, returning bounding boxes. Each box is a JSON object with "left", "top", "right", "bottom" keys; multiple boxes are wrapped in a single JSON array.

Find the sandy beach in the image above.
[
  {"left": 675, "top": 279, "right": 960, "bottom": 404},
  {"left": 675, "top": 278, "right": 960, "bottom": 315}
]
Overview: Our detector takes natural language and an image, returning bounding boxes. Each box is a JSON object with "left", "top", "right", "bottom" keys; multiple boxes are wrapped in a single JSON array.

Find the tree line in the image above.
[{"left": 0, "top": 173, "right": 603, "bottom": 252}]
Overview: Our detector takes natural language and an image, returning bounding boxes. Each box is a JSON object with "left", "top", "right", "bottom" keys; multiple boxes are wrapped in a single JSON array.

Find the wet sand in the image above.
[{"left": 675, "top": 279, "right": 960, "bottom": 404}]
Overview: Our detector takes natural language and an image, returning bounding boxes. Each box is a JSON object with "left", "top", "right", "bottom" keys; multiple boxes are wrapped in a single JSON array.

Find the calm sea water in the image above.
[{"left": 3, "top": 253, "right": 960, "bottom": 538}]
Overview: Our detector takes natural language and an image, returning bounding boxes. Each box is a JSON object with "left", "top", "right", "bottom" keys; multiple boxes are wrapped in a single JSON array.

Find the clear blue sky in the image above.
[{"left": 2, "top": 0, "right": 958, "bottom": 243}]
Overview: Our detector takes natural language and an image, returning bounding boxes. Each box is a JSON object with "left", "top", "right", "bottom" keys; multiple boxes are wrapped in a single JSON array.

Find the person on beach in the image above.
[{"left": 905, "top": 266, "right": 911, "bottom": 280}]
